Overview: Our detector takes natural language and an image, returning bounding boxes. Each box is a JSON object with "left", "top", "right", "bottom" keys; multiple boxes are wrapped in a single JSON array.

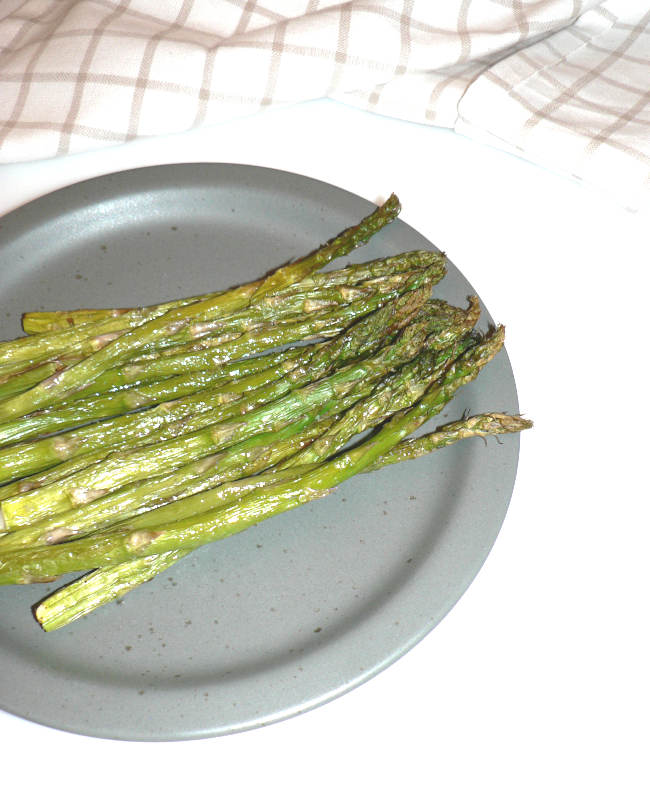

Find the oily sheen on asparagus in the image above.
[{"left": 0, "top": 194, "right": 531, "bottom": 630}]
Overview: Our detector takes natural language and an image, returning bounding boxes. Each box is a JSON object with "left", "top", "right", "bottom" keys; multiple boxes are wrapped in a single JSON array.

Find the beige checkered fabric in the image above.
[
  {"left": 1, "top": 1, "right": 647, "bottom": 206},
  {"left": 456, "top": 2, "right": 650, "bottom": 207}
]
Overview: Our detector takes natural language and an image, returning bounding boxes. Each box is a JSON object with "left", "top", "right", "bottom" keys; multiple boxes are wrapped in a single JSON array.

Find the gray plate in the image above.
[{"left": 0, "top": 164, "right": 520, "bottom": 741}]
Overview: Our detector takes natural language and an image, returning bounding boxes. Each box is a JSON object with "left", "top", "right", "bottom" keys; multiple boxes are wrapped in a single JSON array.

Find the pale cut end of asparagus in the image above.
[{"left": 34, "top": 551, "right": 186, "bottom": 631}]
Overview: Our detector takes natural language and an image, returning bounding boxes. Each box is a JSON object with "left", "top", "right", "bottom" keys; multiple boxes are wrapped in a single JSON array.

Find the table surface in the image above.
[{"left": 1, "top": 99, "right": 647, "bottom": 787}]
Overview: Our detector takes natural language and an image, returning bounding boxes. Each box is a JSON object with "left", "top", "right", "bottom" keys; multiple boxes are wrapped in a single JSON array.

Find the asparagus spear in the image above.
[
  {"left": 22, "top": 308, "right": 134, "bottom": 335},
  {"left": 7, "top": 328, "right": 477, "bottom": 600},
  {"left": 0, "top": 400, "right": 354, "bottom": 553},
  {"left": 0, "top": 195, "right": 400, "bottom": 387},
  {"left": 0, "top": 327, "right": 504, "bottom": 584},
  {"left": 32, "top": 466, "right": 319, "bottom": 631},
  {"left": 5, "top": 254, "right": 445, "bottom": 407},
  {"left": 47, "top": 342, "right": 306, "bottom": 407},
  {"left": 0, "top": 362, "right": 61, "bottom": 401},
  {"left": 0, "top": 340, "right": 317, "bottom": 448},
  {"left": 0, "top": 278, "right": 436, "bottom": 490},
  {"left": 0, "top": 368, "right": 245, "bottom": 448},
  {"left": 34, "top": 412, "right": 531, "bottom": 631},
  {"left": 0, "top": 319, "right": 476, "bottom": 552},
  {"left": 367, "top": 413, "right": 533, "bottom": 470},
  {"left": 96, "top": 267, "right": 440, "bottom": 384},
  {"left": 0, "top": 347, "right": 310, "bottom": 502},
  {"left": 35, "top": 552, "right": 191, "bottom": 630},
  {"left": 0, "top": 444, "right": 135, "bottom": 503},
  {"left": 1, "top": 298, "right": 301, "bottom": 391},
  {"left": 281, "top": 338, "right": 475, "bottom": 470},
  {"left": 0, "top": 265, "right": 441, "bottom": 452},
  {"left": 21, "top": 249, "right": 442, "bottom": 334},
  {"left": 0, "top": 297, "right": 478, "bottom": 559},
  {"left": 0, "top": 308, "right": 433, "bottom": 529},
  {"left": 274, "top": 298, "right": 482, "bottom": 471},
  {"left": 3, "top": 252, "right": 443, "bottom": 404}
]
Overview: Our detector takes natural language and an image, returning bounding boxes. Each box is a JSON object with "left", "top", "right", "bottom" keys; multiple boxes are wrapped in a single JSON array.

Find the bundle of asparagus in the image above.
[{"left": 0, "top": 195, "right": 531, "bottom": 630}]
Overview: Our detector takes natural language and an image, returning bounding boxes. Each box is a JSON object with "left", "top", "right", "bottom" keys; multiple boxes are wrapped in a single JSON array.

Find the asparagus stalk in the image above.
[
  {"left": 104, "top": 268, "right": 438, "bottom": 382},
  {"left": 0, "top": 327, "right": 504, "bottom": 584},
  {"left": 0, "top": 196, "right": 400, "bottom": 391},
  {"left": 0, "top": 444, "right": 135, "bottom": 503},
  {"left": 50, "top": 343, "right": 306, "bottom": 406},
  {"left": 32, "top": 466, "right": 319, "bottom": 631},
  {"left": 6, "top": 330, "right": 475, "bottom": 595},
  {"left": 0, "top": 271, "right": 435, "bottom": 481},
  {"left": 0, "top": 342, "right": 315, "bottom": 448},
  {"left": 35, "top": 551, "right": 191, "bottom": 630},
  {"left": 0, "top": 362, "right": 61, "bottom": 401},
  {"left": 3, "top": 252, "right": 443, "bottom": 403},
  {"left": 23, "top": 308, "right": 134, "bottom": 335},
  {"left": 0, "top": 292, "right": 434, "bottom": 528},
  {"left": 281, "top": 338, "right": 475, "bottom": 470},
  {"left": 367, "top": 413, "right": 533, "bottom": 470},
  {"left": 0, "top": 263, "right": 442, "bottom": 450},
  {"left": 34, "top": 412, "right": 531, "bottom": 631},
  {"left": 9, "top": 255, "right": 444, "bottom": 406},
  {"left": 0, "top": 404, "right": 353, "bottom": 553},
  {"left": 0, "top": 348, "right": 310, "bottom": 501},
  {"left": 0, "top": 368, "right": 243, "bottom": 447},
  {"left": 21, "top": 249, "right": 441, "bottom": 334},
  {"left": 0, "top": 320, "right": 476, "bottom": 553},
  {"left": 274, "top": 298, "right": 482, "bottom": 471}
]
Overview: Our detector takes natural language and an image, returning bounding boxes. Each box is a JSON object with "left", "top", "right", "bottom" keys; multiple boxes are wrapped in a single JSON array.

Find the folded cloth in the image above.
[
  {"left": 0, "top": 1, "right": 647, "bottom": 207},
  {"left": 455, "top": 2, "right": 650, "bottom": 209}
]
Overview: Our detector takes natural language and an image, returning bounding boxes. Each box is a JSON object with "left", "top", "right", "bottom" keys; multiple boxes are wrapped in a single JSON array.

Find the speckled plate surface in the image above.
[{"left": 0, "top": 164, "right": 520, "bottom": 741}]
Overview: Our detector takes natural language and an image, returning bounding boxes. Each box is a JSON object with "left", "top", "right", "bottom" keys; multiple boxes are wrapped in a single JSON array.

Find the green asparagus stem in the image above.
[
  {"left": 274, "top": 298, "right": 482, "bottom": 471},
  {"left": 1, "top": 317, "right": 474, "bottom": 553},
  {"left": 8, "top": 198, "right": 403, "bottom": 359},
  {"left": 0, "top": 368, "right": 243, "bottom": 447},
  {"left": 33, "top": 411, "right": 531, "bottom": 631},
  {"left": 281, "top": 338, "right": 475, "bottom": 470},
  {"left": 0, "top": 343, "right": 313, "bottom": 448},
  {"left": 0, "top": 276, "right": 434, "bottom": 479},
  {"left": 0, "top": 267, "right": 440, "bottom": 456},
  {"left": 22, "top": 307, "right": 134, "bottom": 335},
  {"left": 251, "top": 194, "right": 401, "bottom": 301},
  {"left": 0, "top": 410, "right": 342, "bottom": 552},
  {"left": 0, "top": 196, "right": 401, "bottom": 421},
  {"left": 32, "top": 465, "right": 319, "bottom": 631},
  {"left": 0, "top": 327, "right": 504, "bottom": 584},
  {"left": 0, "top": 362, "right": 60, "bottom": 401},
  {"left": 0, "top": 348, "right": 317, "bottom": 503},
  {"left": 34, "top": 552, "right": 189, "bottom": 630},
  {"left": 114, "top": 344, "right": 476, "bottom": 540},
  {"left": 0, "top": 291, "right": 434, "bottom": 528},
  {"left": 5, "top": 251, "right": 443, "bottom": 404},
  {"left": 366, "top": 412, "right": 533, "bottom": 470},
  {"left": 23, "top": 255, "right": 445, "bottom": 406},
  {"left": 79, "top": 268, "right": 438, "bottom": 393},
  {"left": 1, "top": 324, "right": 432, "bottom": 530},
  {"left": 22, "top": 248, "right": 441, "bottom": 334},
  {"left": 0, "top": 275, "right": 438, "bottom": 493},
  {"left": 55, "top": 343, "right": 306, "bottom": 406},
  {"left": 27, "top": 333, "right": 475, "bottom": 579},
  {"left": 0, "top": 192, "right": 532, "bottom": 637},
  {"left": 0, "top": 444, "right": 133, "bottom": 503}
]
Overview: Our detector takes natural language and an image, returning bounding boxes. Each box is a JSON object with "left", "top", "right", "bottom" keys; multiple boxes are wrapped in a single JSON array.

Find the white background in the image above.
[{"left": 1, "top": 99, "right": 648, "bottom": 786}]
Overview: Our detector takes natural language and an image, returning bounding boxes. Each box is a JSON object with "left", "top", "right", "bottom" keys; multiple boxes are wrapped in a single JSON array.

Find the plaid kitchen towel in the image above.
[{"left": 0, "top": 1, "right": 648, "bottom": 207}]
